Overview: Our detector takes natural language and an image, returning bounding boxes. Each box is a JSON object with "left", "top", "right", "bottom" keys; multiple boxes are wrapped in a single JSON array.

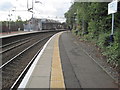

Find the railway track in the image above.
[
  {"left": 1, "top": 31, "right": 57, "bottom": 89},
  {"left": 1, "top": 33, "right": 49, "bottom": 65},
  {"left": 0, "top": 39, "right": 30, "bottom": 54},
  {"left": 1, "top": 33, "right": 46, "bottom": 53},
  {"left": 0, "top": 37, "right": 31, "bottom": 49}
]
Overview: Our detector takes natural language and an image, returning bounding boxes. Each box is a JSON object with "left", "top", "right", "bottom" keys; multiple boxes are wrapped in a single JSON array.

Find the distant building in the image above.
[
  {"left": 23, "top": 18, "right": 64, "bottom": 31},
  {"left": 23, "top": 18, "right": 42, "bottom": 31},
  {"left": 41, "top": 19, "right": 61, "bottom": 30}
]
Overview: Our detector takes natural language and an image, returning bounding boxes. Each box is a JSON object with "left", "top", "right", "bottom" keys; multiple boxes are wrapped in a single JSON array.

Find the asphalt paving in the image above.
[{"left": 59, "top": 31, "right": 118, "bottom": 89}]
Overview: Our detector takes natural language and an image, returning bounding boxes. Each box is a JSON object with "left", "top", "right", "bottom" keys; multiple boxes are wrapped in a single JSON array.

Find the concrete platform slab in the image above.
[
  {"left": 31, "top": 65, "right": 51, "bottom": 77},
  {"left": 19, "top": 32, "right": 65, "bottom": 89},
  {"left": 59, "top": 31, "right": 118, "bottom": 88},
  {"left": 26, "top": 76, "right": 50, "bottom": 88}
]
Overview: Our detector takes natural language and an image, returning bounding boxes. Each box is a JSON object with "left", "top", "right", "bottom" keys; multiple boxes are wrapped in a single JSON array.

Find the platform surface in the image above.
[
  {"left": 0, "top": 31, "right": 40, "bottom": 38},
  {"left": 18, "top": 31, "right": 118, "bottom": 89},
  {"left": 59, "top": 32, "right": 118, "bottom": 88}
]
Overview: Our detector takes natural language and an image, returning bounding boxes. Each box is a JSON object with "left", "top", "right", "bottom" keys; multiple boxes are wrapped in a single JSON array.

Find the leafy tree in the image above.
[{"left": 65, "top": 2, "right": 120, "bottom": 68}]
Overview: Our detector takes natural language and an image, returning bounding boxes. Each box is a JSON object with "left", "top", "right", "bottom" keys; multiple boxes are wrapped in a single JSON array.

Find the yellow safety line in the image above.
[{"left": 50, "top": 32, "right": 65, "bottom": 89}]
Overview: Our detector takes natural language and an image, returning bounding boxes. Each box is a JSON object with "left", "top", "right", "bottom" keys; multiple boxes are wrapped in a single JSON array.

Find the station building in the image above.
[{"left": 23, "top": 18, "right": 63, "bottom": 31}]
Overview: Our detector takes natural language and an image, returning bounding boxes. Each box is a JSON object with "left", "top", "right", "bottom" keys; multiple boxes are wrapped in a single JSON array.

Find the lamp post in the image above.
[
  {"left": 8, "top": 11, "right": 12, "bottom": 33},
  {"left": 73, "top": 12, "right": 77, "bottom": 30}
]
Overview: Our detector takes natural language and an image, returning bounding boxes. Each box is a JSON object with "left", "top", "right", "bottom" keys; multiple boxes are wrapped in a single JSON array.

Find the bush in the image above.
[
  {"left": 96, "top": 33, "right": 110, "bottom": 48},
  {"left": 97, "top": 31, "right": 119, "bottom": 67},
  {"left": 65, "top": 2, "right": 120, "bottom": 68}
]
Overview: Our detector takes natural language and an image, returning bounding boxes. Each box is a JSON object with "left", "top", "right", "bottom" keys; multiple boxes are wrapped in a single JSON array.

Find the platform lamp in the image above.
[
  {"left": 73, "top": 12, "right": 77, "bottom": 29},
  {"left": 12, "top": 7, "right": 17, "bottom": 30},
  {"left": 8, "top": 11, "right": 12, "bottom": 33}
]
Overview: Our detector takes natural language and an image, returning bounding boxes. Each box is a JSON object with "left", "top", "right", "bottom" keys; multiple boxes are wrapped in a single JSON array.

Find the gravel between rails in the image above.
[
  {"left": 2, "top": 33, "right": 50, "bottom": 65},
  {"left": 2, "top": 32, "right": 56, "bottom": 89},
  {"left": 1, "top": 37, "right": 31, "bottom": 51}
]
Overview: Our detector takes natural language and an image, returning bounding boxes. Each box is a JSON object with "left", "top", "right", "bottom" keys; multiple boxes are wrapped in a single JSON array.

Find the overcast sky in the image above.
[{"left": 0, "top": 0, "right": 72, "bottom": 22}]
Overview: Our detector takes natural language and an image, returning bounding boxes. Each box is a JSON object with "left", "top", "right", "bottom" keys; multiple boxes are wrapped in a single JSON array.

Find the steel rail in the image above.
[
  {"left": 10, "top": 43, "right": 42, "bottom": 89},
  {"left": 0, "top": 37, "right": 31, "bottom": 48},
  {"left": 0, "top": 40, "right": 30, "bottom": 54},
  {"left": 0, "top": 35, "right": 52, "bottom": 69},
  {"left": 10, "top": 35, "right": 52, "bottom": 89}
]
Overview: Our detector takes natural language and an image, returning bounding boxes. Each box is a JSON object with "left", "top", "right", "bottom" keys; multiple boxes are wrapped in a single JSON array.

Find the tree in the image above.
[{"left": 65, "top": 2, "right": 120, "bottom": 68}]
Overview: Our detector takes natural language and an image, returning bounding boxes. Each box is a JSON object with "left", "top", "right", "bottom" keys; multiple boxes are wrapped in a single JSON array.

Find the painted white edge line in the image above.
[{"left": 18, "top": 33, "right": 58, "bottom": 89}]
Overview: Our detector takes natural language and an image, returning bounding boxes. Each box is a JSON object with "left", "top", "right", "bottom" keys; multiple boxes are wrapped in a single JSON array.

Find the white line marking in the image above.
[{"left": 18, "top": 33, "right": 58, "bottom": 89}]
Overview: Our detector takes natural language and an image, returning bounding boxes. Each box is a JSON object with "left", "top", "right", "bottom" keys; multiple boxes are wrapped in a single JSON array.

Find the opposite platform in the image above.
[{"left": 0, "top": 30, "right": 56, "bottom": 38}]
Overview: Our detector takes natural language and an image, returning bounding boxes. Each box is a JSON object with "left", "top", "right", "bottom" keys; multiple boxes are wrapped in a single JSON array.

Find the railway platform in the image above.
[
  {"left": 18, "top": 31, "right": 119, "bottom": 89},
  {"left": 0, "top": 31, "right": 40, "bottom": 38}
]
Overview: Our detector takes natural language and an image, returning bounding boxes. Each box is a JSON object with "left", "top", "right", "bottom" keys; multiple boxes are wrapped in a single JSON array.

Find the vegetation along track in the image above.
[{"left": 1, "top": 31, "right": 57, "bottom": 89}]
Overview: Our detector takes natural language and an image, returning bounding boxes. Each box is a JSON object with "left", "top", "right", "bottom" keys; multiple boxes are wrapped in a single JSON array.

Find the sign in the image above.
[{"left": 108, "top": 0, "right": 118, "bottom": 15}]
